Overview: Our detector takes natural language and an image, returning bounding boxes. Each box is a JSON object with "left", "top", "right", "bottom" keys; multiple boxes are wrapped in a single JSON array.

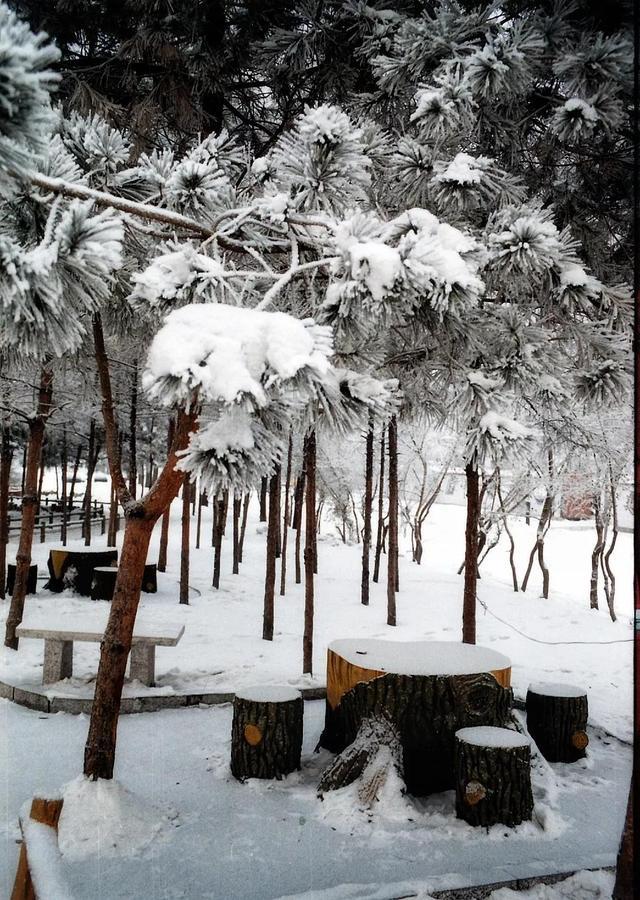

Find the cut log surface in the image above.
[
  {"left": 231, "top": 687, "right": 303, "bottom": 781},
  {"left": 526, "top": 683, "right": 589, "bottom": 762},
  {"left": 320, "top": 639, "right": 512, "bottom": 795},
  {"left": 455, "top": 726, "right": 533, "bottom": 827}
]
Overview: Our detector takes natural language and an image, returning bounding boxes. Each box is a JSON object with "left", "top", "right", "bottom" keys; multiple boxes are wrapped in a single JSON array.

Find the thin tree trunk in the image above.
[
  {"left": 20, "top": 444, "right": 26, "bottom": 497},
  {"left": 196, "top": 488, "right": 204, "bottom": 550},
  {"left": 263, "top": 471, "right": 279, "bottom": 641},
  {"left": 496, "top": 475, "right": 518, "bottom": 592},
  {"left": 589, "top": 496, "right": 604, "bottom": 611},
  {"left": 129, "top": 361, "right": 137, "bottom": 498},
  {"left": 462, "top": 460, "right": 480, "bottom": 645},
  {"left": 238, "top": 493, "right": 250, "bottom": 564},
  {"left": 361, "top": 416, "right": 374, "bottom": 605},
  {"left": 157, "top": 417, "right": 175, "bottom": 572},
  {"left": 373, "top": 428, "right": 386, "bottom": 583},
  {"left": 232, "top": 494, "right": 241, "bottom": 574},
  {"left": 387, "top": 416, "right": 398, "bottom": 625},
  {"left": 212, "top": 491, "right": 228, "bottom": 589},
  {"left": 521, "top": 495, "right": 552, "bottom": 594},
  {"left": 259, "top": 476, "right": 268, "bottom": 522},
  {"left": 68, "top": 443, "right": 83, "bottom": 511},
  {"left": 280, "top": 432, "right": 293, "bottom": 596},
  {"left": 603, "top": 467, "right": 618, "bottom": 622},
  {"left": 274, "top": 465, "right": 282, "bottom": 559},
  {"left": 303, "top": 430, "right": 316, "bottom": 675},
  {"left": 36, "top": 445, "right": 46, "bottom": 514},
  {"left": 179, "top": 476, "right": 191, "bottom": 604},
  {"left": 0, "top": 427, "right": 11, "bottom": 599},
  {"left": 60, "top": 426, "right": 68, "bottom": 546},
  {"left": 294, "top": 438, "right": 308, "bottom": 585},
  {"left": 5, "top": 365, "right": 53, "bottom": 649},
  {"left": 83, "top": 419, "right": 96, "bottom": 545},
  {"left": 107, "top": 479, "right": 117, "bottom": 547}
]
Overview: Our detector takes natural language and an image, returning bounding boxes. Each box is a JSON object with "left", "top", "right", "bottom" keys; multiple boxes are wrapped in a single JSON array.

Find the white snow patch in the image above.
[
  {"left": 235, "top": 685, "right": 301, "bottom": 703},
  {"left": 563, "top": 98, "right": 599, "bottom": 123},
  {"left": 348, "top": 241, "right": 403, "bottom": 300},
  {"left": 559, "top": 264, "right": 589, "bottom": 287},
  {"left": 456, "top": 726, "right": 530, "bottom": 749},
  {"left": 528, "top": 683, "right": 586, "bottom": 698},
  {"left": 479, "top": 411, "right": 535, "bottom": 442},
  {"left": 21, "top": 818, "right": 73, "bottom": 900},
  {"left": 489, "top": 868, "right": 614, "bottom": 899},
  {"left": 329, "top": 639, "right": 510, "bottom": 676}
]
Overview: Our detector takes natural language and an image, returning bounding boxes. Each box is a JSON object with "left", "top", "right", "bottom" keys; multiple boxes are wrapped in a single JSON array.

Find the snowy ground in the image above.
[{"left": 0, "top": 488, "right": 633, "bottom": 898}]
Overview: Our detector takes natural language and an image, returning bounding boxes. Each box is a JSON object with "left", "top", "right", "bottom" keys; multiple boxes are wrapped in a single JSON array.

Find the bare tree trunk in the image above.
[
  {"left": 60, "top": 426, "right": 68, "bottom": 546},
  {"left": 496, "top": 475, "right": 518, "bottom": 592},
  {"left": 0, "top": 427, "right": 11, "bottom": 599},
  {"left": 5, "top": 365, "right": 53, "bottom": 649},
  {"left": 280, "top": 432, "right": 293, "bottom": 596},
  {"left": 180, "top": 476, "right": 191, "bottom": 604},
  {"left": 263, "top": 471, "right": 279, "bottom": 641},
  {"left": 212, "top": 491, "right": 228, "bottom": 589},
  {"left": 462, "top": 460, "right": 480, "bottom": 645},
  {"left": 603, "top": 467, "right": 618, "bottom": 622},
  {"left": 303, "top": 430, "right": 316, "bottom": 674},
  {"left": 259, "top": 476, "right": 268, "bottom": 522},
  {"left": 387, "top": 417, "right": 398, "bottom": 625},
  {"left": 274, "top": 465, "right": 282, "bottom": 559},
  {"left": 589, "top": 495, "right": 604, "bottom": 611},
  {"left": 239, "top": 493, "right": 249, "bottom": 564},
  {"left": 157, "top": 417, "right": 175, "bottom": 572},
  {"left": 128, "top": 361, "right": 137, "bottom": 499},
  {"left": 521, "top": 495, "right": 552, "bottom": 595},
  {"left": 195, "top": 488, "right": 203, "bottom": 549},
  {"left": 232, "top": 493, "right": 241, "bottom": 574},
  {"left": 68, "top": 442, "right": 83, "bottom": 511},
  {"left": 36, "top": 447, "right": 46, "bottom": 515},
  {"left": 361, "top": 416, "right": 374, "bottom": 605},
  {"left": 20, "top": 444, "right": 26, "bottom": 497},
  {"left": 83, "top": 419, "right": 96, "bottom": 546},
  {"left": 294, "top": 438, "right": 308, "bottom": 585},
  {"left": 373, "top": 428, "right": 386, "bottom": 583}
]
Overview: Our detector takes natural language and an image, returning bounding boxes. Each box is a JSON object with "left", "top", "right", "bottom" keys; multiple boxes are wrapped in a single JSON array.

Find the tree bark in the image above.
[
  {"left": 83, "top": 419, "right": 96, "bottom": 546},
  {"left": 232, "top": 493, "right": 241, "bottom": 574},
  {"left": 373, "top": 428, "right": 385, "bottom": 583},
  {"left": 303, "top": 430, "right": 316, "bottom": 675},
  {"left": 525, "top": 686, "right": 588, "bottom": 762},
  {"left": 196, "top": 489, "right": 204, "bottom": 550},
  {"left": 294, "top": 438, "right": 308, "bottom": 586},
  {"left": 274, "top": 465, "right": 282, "bottom": 559},
  {"left": 180, "top": 475, "right": 191, "bottom": 604},
  {"left": 60, "top": 426, "right": 68, "bottom": 547},
  {"left": 0, "top": 426, "right": 11, "bottom": 599},
  {"left": 212, "top": 491, "right": 228, "bottom": 589},
  {"left": 5, "top": 365, "right": 53, "bottom": 649},
  {"left": 521, "top": 493, "right": 552, "bottom": 595},
  {"left": 590, "top": 495, "right": 605, "bottom": 610},
  {"left": 387, "top": 416, "right": 398, "bottom": 625},
  {"left": 262, "top": 471, "right": 279, "bottom": 641},
  {"left": 128, "top": 361, "right": 137, "bottom": 499},
  {"left": 238, "top": 493, "right": 250, "bottom": 564},
  {"left": 361, "top": 415, "right": 374, "bottom": 606},
  {"left": 157, "top": 417, "right": 175, "bottom": 572},
  {"left": 603, "top": 467, "right": 618, "bottom": 622},
  {"left": 230, "top": 692, "right": 303, "bottom": 780},
  {"left": 496, "top": 474, "right": 518, "bottom": 592},
  {"left": 259, "top": 476, "right": 268, "bottom": 522},
  {"left": 462, "top": 460, "right": 480, "bottom": 645},
  {"left": 279, "top": 432, "right": 293, "bottom": 595},
  {"left": 612, "top": 779, "right": 634, "bottom": 900}
]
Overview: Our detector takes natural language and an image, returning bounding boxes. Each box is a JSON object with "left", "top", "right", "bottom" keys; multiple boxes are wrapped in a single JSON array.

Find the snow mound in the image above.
[
  {"left": 528, "top": 682, "right": 586, "bottom": 698},
  {"left": 456, "top": 726, "right": 530, "bottom": 749},
  {"left": 58, "top": 776, "right": 169, "bottom": 860},
  {"left": 235, "top": 685, "right": 301, "bottom": 703}
]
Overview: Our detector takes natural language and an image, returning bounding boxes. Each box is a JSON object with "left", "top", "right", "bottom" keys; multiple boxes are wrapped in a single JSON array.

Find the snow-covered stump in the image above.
[
  {"left": 455, "top": 726, "right": 533, "bottom": 828},
  {"left": 230, "top": 686, "right": 303, "bottom": 781},
  {"left": 525, "top": 683, "right": 589, "bottom": 762},
  {"left": 91, "top": 563, "right": 157, "bottom": 600},
  {"left": 319, "top": 640, "right": 512, "bottom": 795},
  {"left": 6, "top": 563, "right": 37, "bottom": 596},
  {"left": 12, "top": 796, "right": 65, "bottom": 900}
]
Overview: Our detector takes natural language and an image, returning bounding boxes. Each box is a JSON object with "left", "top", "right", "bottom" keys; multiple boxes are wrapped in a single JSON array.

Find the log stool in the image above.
[
  {"left": 141, "top": 563, "right": 157, "bottom": 593},
  {"left": 230, "top": 686, "right": 303, "bottom": 781},
  {"left": 455, "top": 726, "right": 533, "bottom": 827},
  {"left": 6, "top": 563, "right": 37, "bottom": 596},
  {"left": 526, "top": 682, "right": 588, "bottom": 762},
  {"left": 91, "top": 564, "right": 158, "bottom": 601}
]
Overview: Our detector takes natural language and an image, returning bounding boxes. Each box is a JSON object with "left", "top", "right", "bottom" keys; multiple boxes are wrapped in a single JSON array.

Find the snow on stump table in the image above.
[
  {"left": 319, "top": 639, "right": 512, "bottom": 796},
  {"left": 90, "top": 563, "right": 158, "bottom": 601},
  {"left": 525, "top": 682, "right": 589, "bottom": 762},
  {"left": 44, "top": 547, "right": 118, "bottom": 596},
  {"left": 15, "top": 617, "right": 184, "bottom": 686},
  {"left": 455, "top": 726, "right": 533, "bottom": 827},
  {"left": 6, "top": 563, "right": 38, "bottom": 596},
  {"left": 230, "top": 686, "right": 303, "bottom": 781}
]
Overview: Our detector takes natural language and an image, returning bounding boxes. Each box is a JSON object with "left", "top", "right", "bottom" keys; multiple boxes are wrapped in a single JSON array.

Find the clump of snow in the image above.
[
  {"left": 410, "top": 87, "right": 452, "bottom": 122},
  {"left": 251, "top": 156, "right": 270, "bottom": 176},
  {"left": 479, "top": 411, "right": 535, "bottom": 442},
  {"left": 468, "top": 371, "right": 502, "bottom": 391},
  {"left": 528, "top": 683, "right": 586, "bottom": 698},
  {"left": 189, "top": 407, "right": 255, "bottom": 457},
  {"left": 130, "top": 247, "right": 225, "bottom": 309},
  {"left": 58, "top": 776, "right": 169, "bottom": 860},
  {"left": 559, "top": 264, "right": 589, "bottom": 287},
  {"left": 400, "top": 217, "right": 485, "bottom": 304},
  {"left": 347, "top": 241, "right": 403, "bottom": 301},
  {"left": 562, "top": 98, "right": 599, "bottom": 123},
  {"left": 433, "top": 152, "right": 490, "bottom": 186},
  {"left": 456, "top": 726, "right": 530, "bottom": 749},
  {"left": 235, "top": 685, "right": 301, "bottom": 703},
  {"left": 21, "top": 817, "right": 72, "bottom": 900}
]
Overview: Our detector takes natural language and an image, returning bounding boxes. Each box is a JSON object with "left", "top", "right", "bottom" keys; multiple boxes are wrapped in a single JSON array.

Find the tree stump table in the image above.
[
  {"left": 319, "top": 639, "right": 512, "bottom": 795},
  {"left": 90, "top": 564, "right": 158, "bottom": 601},
  {"left": 455, "top": 726, "right": 533, "bottom": 827},
  {"left": 230, "top": 686, "right": 303, "bottom": 781},
  {"left": 45, "top": 548, "right": 118, "bottom": 596},
  {"left": 6, "top": 563, "right": 37, "bottom": 596},
  {"left": 526, "top": 682, "right": 588, "bottom": 762}
]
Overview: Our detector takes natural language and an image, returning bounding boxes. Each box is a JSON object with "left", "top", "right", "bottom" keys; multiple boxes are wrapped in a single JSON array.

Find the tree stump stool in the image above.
[
  {"left": 6, "top": 563, "right": 37, "bottom": 596},
  {"left": 45, "top": 548, "right": 118, "bottom": 595},
  {"left": 90, "top": 563, "right": 158, "bottom": 601},
  {"left": 141, "top": 563, "right": 157, "bottom": 593},
  {"left": 230, "top": 686, "right": 303, "bottom": 781},
  {"left": 525, "top": 682, "right": 588, "bottom": 762},
  {"left": 455, "top": 726, "right": 533, "bottom": 827},
  {"left": 319, "top": 639, "right": 512, "bottom": 795}
]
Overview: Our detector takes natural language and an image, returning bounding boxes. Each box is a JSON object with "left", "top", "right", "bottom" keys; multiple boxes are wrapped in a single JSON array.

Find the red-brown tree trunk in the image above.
[
  {"left": 280, "top": 432, "right": 293, "bottom": 596},
  {"left": 5, "top": 365, "right": 53, "bottom": 649},
  {"left": 263, "top": 470, "right": 279, "bottom": 641},
  {"left": 373, "top": 428, "right": 386, "bottom": 583},
  {"left": 361, "top": 415, "right": 374, "bottom": 606},
  {"left": 387, "top": 416, "right": 398, "bottom": 626},
  {"left": 83, "top": 419, "right": 96, "bottom": 546},
  {"left": 180, "top": 476, "right": 191, "bottom": 604},
  {"left": 157, "top": 417, "right": 175, "bottom": 572},
  {"left": 274, "top": 465, "right": 282, "bottom": 559},
  {"left": 128, "top": 362, "right": 137, "bottom": 499},
  {"left": 0, "top": 426, "right": 11, "bottom": 599},
  {"left": 303, "top": 430, "right": 316, "bottom": 674},
  {"left": 196, "top": 488, "right": 204, "bottom": 549},
  {"left": 462, "top": 460, "right": 480, "bottom": 645}
]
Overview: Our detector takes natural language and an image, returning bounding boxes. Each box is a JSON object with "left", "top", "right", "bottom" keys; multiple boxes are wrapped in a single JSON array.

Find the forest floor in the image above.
[{"left": 0, "top": 490, "right": 633, "bottom": 899}]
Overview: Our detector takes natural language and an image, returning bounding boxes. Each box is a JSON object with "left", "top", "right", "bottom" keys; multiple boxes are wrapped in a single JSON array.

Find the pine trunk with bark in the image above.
[
  {"left": 262, "top": 471, "right": 279, "bottom": 641},
  {"left": 232, "top": 493, "right": 241, "bottom": 574},
  {"left": 259, "top": 477, "right": 268, "bottom": 522},
  {"left": 602, "top": 467, "right": 619, "bottom": 622},
  {"left": 238, "top": 493, "right": 250, "bottom": 564},
  {"left": 0, "top": 428, "right": 11, "bottom": 599},
  {"left": 157, "top": 417, "right": 175, "bottom": 572},
  {"left": 60, "top": 427, "right": 68, "bottom": 546},
  {"left": 303, "top": 430, "right": 316, "bottom": 675},
  {"left": 387, "top": 416, "right": 398, "bottom": 625},
  {"left": 293, "top": 438, "right": 308, "bottom": 586},
  {"left": 462, "top": 461, "right": 480, "bottom": 645},
  {"left": 128, "top": 362, "right": 137, "bottom": 498},
  {"left": 212, "top": 491, "right": 228, "bottom": 589},
  {"left": 361, "top": 416, "right": 374, "bottom": 606},
  {"left": 180, "top": 476, "right": 191, "bottom": 604},
  {"left": 590, "top": 495, "right": 605, "bottom": 610},
  {"left": 279, "top": 432, "right": 293, "bottom": 595},
  {"left": 83, "top": 419, "right": 96, "bottom": 546},
  {"left": 372, "top": 428, "right": 385, "bottom": 584},
  {"left": 5, "top": 365, "right": 53, "bottom": 649}
]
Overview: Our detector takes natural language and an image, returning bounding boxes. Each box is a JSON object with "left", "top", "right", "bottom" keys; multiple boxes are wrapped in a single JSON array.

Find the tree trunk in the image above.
[
  {"left": 68, "top": 442, "right": 82, "bottom": 511},
  {"left": 303, "top": 430, "right": 316, "bottom": 675},
  {"left": 128, "top": 362, "right": 137, "bottom": 499},
  {"left": 5, "top": 365, "right": 53, "bottom": 650},
  {"left": 157, "top": 417, "right": 175, "bottom": 572},
  {"left": 372, "top": 428, "right": 385, "bottom": 583},
  {"left": 180, "top": 476, "right": 190, "bottom": 604},
  {"left": 496, "top": 475, "right": 518, "bottom": 592},
  {"left": 274, "top": 465, "right": 282, "bottom": 559},
  {"left": 612, "top": 779, "right": 634, "bottom": 900},
  {"left": 196, "top": 489, "right": 204, "bottom": 550},
  {"left": 318, "top": 716, "right": 403, "bottom": 803},
  {"left": 361, "top": 416, "right": 374, "bottom": 605},
  {"left": 259, "top": 476, "right": 268, "bottom": 522},
  {"left": 230, "top": 690, "right": 303, "bottom": 780},
  {"left": 107, "top": 480, "right": 117, "bottom": 547},
  {"left": 0, "top": 428, "right": 11, "bottom": 599},
  {"left": 462, "top": 461, "right": 480, "bottom": 645},
  {"left": 232, "top": 493, "right": 241, "bottom": 574},
  {"left": 525, "top": 686, "right": 588, "bottom": 762},
  {"left": 603, "top": 467, "right": 618, "bottom": 622},
  {"left": 238, "top": 493, "right": 250, "bottom": 564},
  {"left": 387, "top": 416, "right": 398, "bottom": 625},
  {"left": 36, "top": 446, "right": 46, "bottom": 515},
  {"left": 262, "top": 471, "right": 279, "bottom": 641},
  {"left": 590, "top": 495, "right": 605, "bottom": 610},
  {"left": 279, "top": 432, "right": 293, "bottom": 595},
  {"left": 60, "top": 427, "right": 68, "bottom": 547},
  {"left": 294, "top": 438, "right": 308, "bottom": 586},
  {"left": 212, "top": 491, "right": 228, "bottom": 589},
  {"left": 521, "top": 492, "right": 552, "bottom": 595},
  {"left": 83, "top": 419, "right": 96, "bottom": 546}
]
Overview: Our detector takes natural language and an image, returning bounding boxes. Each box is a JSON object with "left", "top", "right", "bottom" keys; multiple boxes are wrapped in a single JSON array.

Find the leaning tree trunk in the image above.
[
  {"left": 5, "top": 365, "right": 53, "bottom": 650},
  {"left": 157, "top": 417, "right": 175, "bottom": 572},
  {"left": 179, "top": 475, "right": 191, "bottom": 604},
  {"left": 462, "top": 460, "right": 480, "bottom": 645},
  {"left": 590, "top": 495, "right": 605, "bottom": 611},
  {"left": 0, "top": 427, "right": 11, "bottom": 599},
  {"left": 279, "top": 432, "right": 293, "bottom": 596},
  {"left": 496, "top": 474, "right": 519, "bottom": 592},
  {"left": 387, "top": 416, "right": 398, "bottom": 625},
  {"left": 602, "top": 467, "right": 618, "bottom": 622},
  {"left": 302, "top": 430, "right": 316, "bottom": 675},
  {"left": 262, "top": 470, "right": 279, "bottom": 641},
  {"left": 361, "top": 415, "right": 374, "bottom": 606},
  {"left": 372, "top": 428, "right": 385, "bottom": 583}
]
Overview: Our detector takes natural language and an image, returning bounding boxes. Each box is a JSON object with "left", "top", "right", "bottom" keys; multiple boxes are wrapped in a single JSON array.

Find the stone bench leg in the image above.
[
  {"left": 130, "top": 643, "right": 155, "bottom": 687},
  {"left": 43, "top": 640, "right": 73, "bottom": 684}
]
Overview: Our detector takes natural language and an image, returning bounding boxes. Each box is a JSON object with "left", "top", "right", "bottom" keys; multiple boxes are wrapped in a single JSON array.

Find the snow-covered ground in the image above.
[{"left": 0, "top": 488, "right": 633, "bottom": 898}]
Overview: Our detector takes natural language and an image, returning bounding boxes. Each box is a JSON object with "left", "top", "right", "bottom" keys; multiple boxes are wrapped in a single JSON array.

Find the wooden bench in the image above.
[{"left": 15, "top": 618, "right": 184, "bottom": 687}]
